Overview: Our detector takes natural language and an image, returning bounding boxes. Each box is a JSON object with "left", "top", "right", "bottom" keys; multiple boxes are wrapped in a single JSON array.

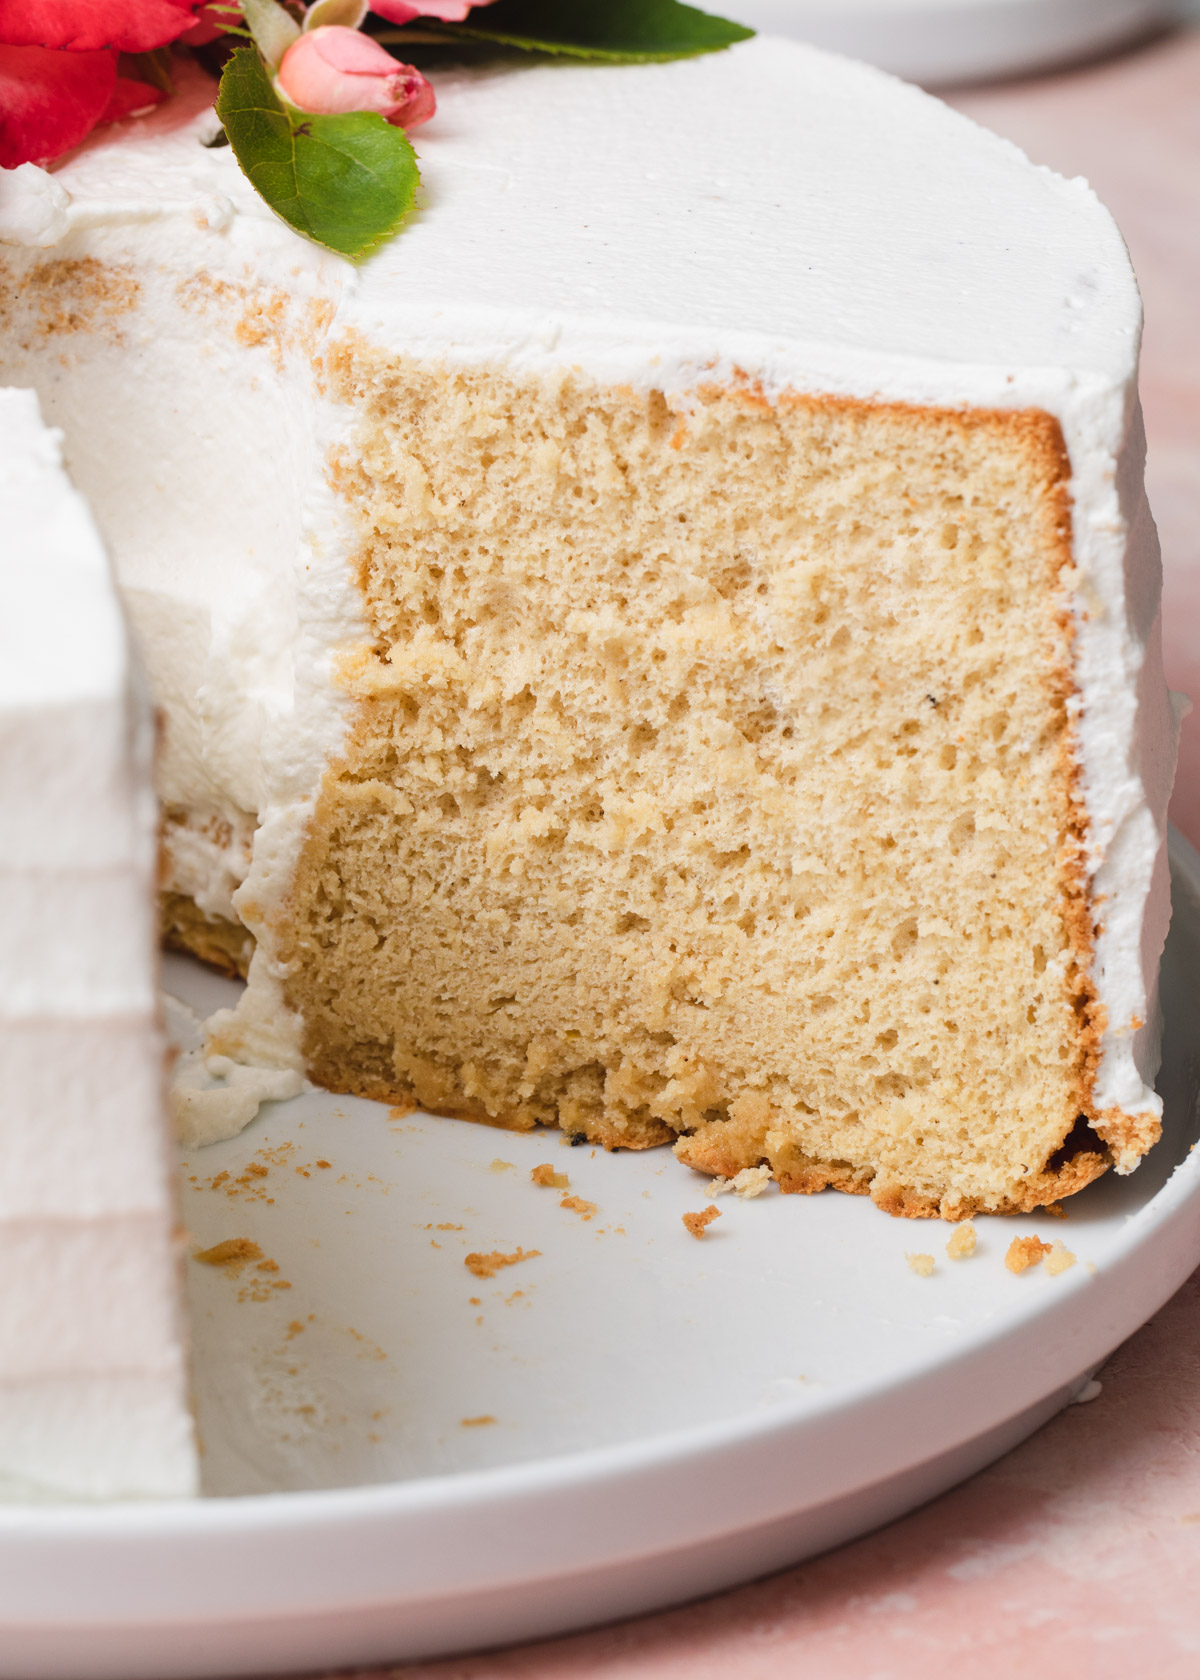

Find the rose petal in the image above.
[
  {"left": 0, "top": 42, "right": 116, "bottom": 168},
  {"left": 0, "top": 0, "right": 201, "bottom": 53},
  {"left": 180, "top": 4, "right": 239, "bottom": 46},
  {"left": 99, "top": 76, "right": 168, "bottom": 124},
  {"left": 311, "top": 25, "right": 399, "bottom": 74},
  {"left": 370, "top": 0, "right": 497, "bottom": 23}
]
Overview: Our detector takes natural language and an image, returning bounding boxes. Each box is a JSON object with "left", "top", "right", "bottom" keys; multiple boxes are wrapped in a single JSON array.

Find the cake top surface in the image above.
[
  {"left": 0, "top": 388, "right": 126, "bottom": 711},
  {"left": 7, "top": 36, "right": 1139, "bottom": 403}
]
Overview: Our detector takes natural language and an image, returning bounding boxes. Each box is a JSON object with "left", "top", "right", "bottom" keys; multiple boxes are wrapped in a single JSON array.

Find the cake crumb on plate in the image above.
[
  {"left": 1044, "top": 1239, "right": 1077, "bottom": 1276},
  {"left": 531, "top": 1164, "right": 569, "bottom": 1189},
  {"left": 946, "top": 1223, "right": 977, "bottom": 1259},
  {"left": 683, "top": 1206, "right": 721, "bottom": 1239},
  {"left": 1006, "top": 1235, "right": 1053, "bottom": 1274},
  {"left": 907, "top": 1252, "right": 935, "bottom": 1277},
  {"left": 464, "top": 1247, "right": 541, "bottom": 1279},
  {"left": 194, "top": 1238, "right": 263, "bottom": 1272}
]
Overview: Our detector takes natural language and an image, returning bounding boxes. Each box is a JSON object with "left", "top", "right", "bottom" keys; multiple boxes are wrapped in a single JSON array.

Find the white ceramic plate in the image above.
[
  {"left": 3, "top": 830, "right": 1200, "bottom": 1680},
  {"left": 728, "top": 0, "right": 1179, "bottom": 85}
]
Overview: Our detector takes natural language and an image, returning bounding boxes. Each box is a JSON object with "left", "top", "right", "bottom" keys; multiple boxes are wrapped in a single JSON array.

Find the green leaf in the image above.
[
  {"left": 405, "top": 0, "right": 753, "bottom": 62},
  {"left": 214, "top": 47, "right": 420, "bottom": 261}
]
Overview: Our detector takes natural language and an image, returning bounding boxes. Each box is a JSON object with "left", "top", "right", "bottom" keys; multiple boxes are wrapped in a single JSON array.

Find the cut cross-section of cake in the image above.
[
  {"left": 0, "top": 35, "right": 1180, "bottom": 1220},
  {"left": 0, "top": 389, "right": 197, "bottom": 1499}
]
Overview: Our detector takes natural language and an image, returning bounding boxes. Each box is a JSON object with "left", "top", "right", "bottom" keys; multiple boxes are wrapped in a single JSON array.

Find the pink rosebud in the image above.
[
  {"left": 370, "top": 0, "right": 497, "bottom": 22},
  {"left": 277, "top": 25, "right": 435, "bottom": 128}
]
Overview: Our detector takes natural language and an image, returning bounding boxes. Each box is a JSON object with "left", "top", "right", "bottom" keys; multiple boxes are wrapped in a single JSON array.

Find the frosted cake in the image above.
[
  {"left": 0, "top": 36, "right": 1179, "bottom": 1227},
  {"left": 0, "top": 388, "right": 196, "bottom": 1500}
]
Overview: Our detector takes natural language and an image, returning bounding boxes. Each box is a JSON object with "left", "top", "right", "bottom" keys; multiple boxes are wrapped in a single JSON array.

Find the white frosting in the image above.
[
  {"left": 163, "top": 992, "right": 304, "bottom": 1149},
  {"left": 0, "top": 36, "right": 1176, "bottom": 1159},
  {"left": 0, "top": 388, "right": 197, "bottom": 1499}
]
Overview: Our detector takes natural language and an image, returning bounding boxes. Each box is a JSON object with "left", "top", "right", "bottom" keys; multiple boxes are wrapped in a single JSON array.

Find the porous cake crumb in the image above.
[
  {"left": 1005, "top": 1235, "right": 1053, "bottom": 1274},
  {"left": 907, "top": 1252, "right": 935, "bottom": 1277},
  {"left": 1044, "top": 1239, "right": 1077, "bottom": 1276},
  {"left": 559, "top": 1194, "right": 597, "bottom": 1220},
  {"left": 277, "top": 358, "right": 1134, "bottom": 1222},
  {"left": 530, "top": 1164, "right": 569, "bottom": 1189},
  {"left": 683, "top": 1206, "right": 721, "bottom": 1239},
  {"left": 946, "top": 1223, "right": 977, "bottom": 1259}
]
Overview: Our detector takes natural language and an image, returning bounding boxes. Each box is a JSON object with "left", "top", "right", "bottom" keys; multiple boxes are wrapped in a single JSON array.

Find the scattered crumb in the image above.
[
  {"left": 505, "top": 1290, "right": 525, "bottom": 1304},
  {"left": 201, "top": 1146, "right": 291, "bottom": 1205},
  {"left": 531, "top": 1164, "right": 569, "bottom": 1190},
  {"left": 489, "top": 1159, "right": 515, "bottom": 1173},
  {"left": 194, "top": 1238, "right": 263, "bottom": 1272},
  {"left": 946, "top": 1223, "right": 976, "bottom": 1260},
  {"left": 388, "top": 1103, "right": 416, "bottom": 1120},
  {"left": 460, "top": 1415, "right": 496, "bottom": 1428},
  {"left": 560, "top": 1194, "right": 597, "bottom": 1221},
  {"left": 223, "top": 1241, "right": 293, "bottom": 1302},
  {"left": 907, "top": 1252, "right": 935, "bottom": 1277},
  {"left": 285, "top": 1319, "right": 307, "bottom": 1339},
  {"left": 316, "top": 1159, "right": 332, "bottom": 1169},
  {"left": 1044, "top": 1239, "right": 1077, "bottom": 1276},
  {"left": 1005, "top": 1235, "right": 1053, "bottom": 1275},
  {"left": 709, "top": 1165, "right": 772, "bottom": 1199},
  {"left": 468, "top": 1297, "right": 481, "bottom": 1306},
  {"left": 436, "top": 1222, "right": 464, "bottom": 1231},
  {"left": 682, "top": 1205, "right": 721, "bottom": 1239},
  {"left": 464, "top": 1247, "right": 541, "bottom": 1279},
  {"left": 347, "top": 1327, "right": 387, "bottom": 1362}
]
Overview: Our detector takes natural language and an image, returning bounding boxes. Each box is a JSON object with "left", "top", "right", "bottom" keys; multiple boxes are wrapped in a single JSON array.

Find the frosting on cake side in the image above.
[{"left": 0, "top": 387, "right": 197, "bottom": 1499}]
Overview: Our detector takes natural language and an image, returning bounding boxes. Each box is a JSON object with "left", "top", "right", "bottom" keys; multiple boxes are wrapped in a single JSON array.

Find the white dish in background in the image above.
[
  {"left": 2, "top": 829, "right": 1199, "bottom": 1680},
  {"left": 729, "top": 0, "right": 1180, "bottom": 85}
]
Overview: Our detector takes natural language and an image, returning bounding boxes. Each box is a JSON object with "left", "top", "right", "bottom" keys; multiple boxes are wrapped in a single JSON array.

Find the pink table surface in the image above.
[{"left": 296, "top": 30, "right": 1200, "bottom": 1680}]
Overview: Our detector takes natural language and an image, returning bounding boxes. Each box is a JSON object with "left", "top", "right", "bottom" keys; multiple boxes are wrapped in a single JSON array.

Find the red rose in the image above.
[{"left": 0, "top": 0, "right": 208, "bottom": 170}]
